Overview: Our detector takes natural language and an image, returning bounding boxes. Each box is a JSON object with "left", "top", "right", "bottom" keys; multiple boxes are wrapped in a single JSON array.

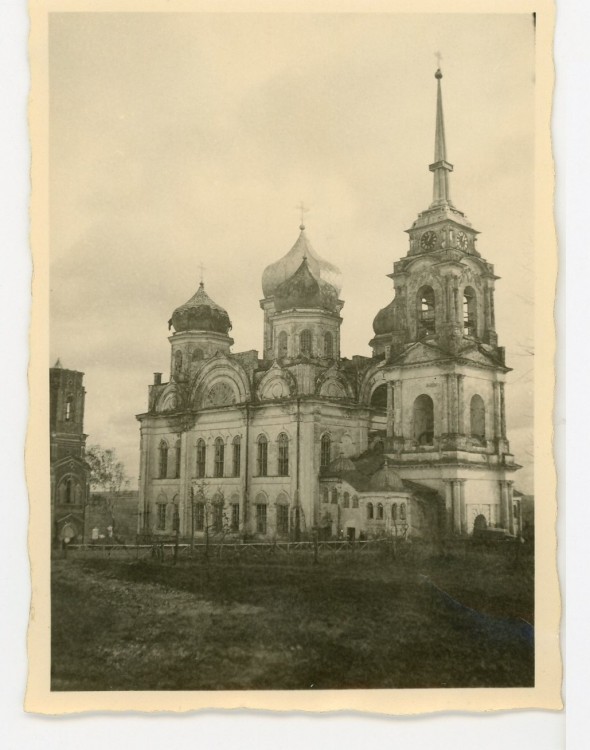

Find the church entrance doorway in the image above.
[{"left": 473, "top": 514, "right": 487, "bottom": 534}]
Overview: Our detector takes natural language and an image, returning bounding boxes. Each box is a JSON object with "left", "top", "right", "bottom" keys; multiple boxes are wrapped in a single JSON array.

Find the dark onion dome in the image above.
[
  {"left": 327, "top": 454, "right": 356, "bottom": 475},
  {"left": 274, "top": 257, "right": 339, "bottom": 313},
  {"left": 369, "top": 459, "right": 405, "bottom": 492},
  {"left": 372, "top": 296, "right": 398, "bottom": 335},
  {"left": 169, "top": 282, "right": 232, "bottom": 334},
  {"left": 262, "top": 225, "right": 342, "bottom": 299}
]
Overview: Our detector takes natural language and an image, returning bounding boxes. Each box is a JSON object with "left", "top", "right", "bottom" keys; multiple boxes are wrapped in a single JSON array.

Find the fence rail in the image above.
[{"left": 63, "top": 537, "right": 395, "bottom": 561}]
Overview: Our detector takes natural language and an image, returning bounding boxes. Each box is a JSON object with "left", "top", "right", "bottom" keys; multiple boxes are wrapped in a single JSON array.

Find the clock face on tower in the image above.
[
  {"left": 420, "top": 231, "right": 437, "bottom": 251},
  {"left": 457, "top": 231, "right": 469, "bottom": 251}
]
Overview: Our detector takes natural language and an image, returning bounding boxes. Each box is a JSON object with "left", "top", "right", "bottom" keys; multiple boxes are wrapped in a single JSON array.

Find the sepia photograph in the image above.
[{"left": 26, "top": 0, "right": 559, "bottom": 715}]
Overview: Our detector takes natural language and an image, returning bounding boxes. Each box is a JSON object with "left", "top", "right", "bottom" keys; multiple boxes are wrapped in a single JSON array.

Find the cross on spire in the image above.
[
  {"left": 198, "top": 262, "right": 206, "bottom": 287},
  {"left": 429, "top": 63, "right": 454, "bottom": 207},
  {"left": 435, "top": 50, "right": 443, "bottom": 67},
  {"left": 296, "top": 200, "right": 309, "bottom": 230}
]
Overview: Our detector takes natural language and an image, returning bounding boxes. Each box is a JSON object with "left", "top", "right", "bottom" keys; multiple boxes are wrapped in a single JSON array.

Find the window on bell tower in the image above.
[
  {"left": 417, "top": 286, "right": 436, "bottom": 337},
  {"left": 413, "top": 394, "right": 434, "bottom": 445},
  {"left": 324, "top": 331, "right": 334, "bottom": 358},
  {"left": 470, "top": 394, "right": 486, "bottom": 442}
]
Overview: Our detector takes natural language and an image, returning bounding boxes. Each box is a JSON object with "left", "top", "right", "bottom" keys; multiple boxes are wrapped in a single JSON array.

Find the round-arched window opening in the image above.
[
  {"left": 370, "top": 384, "right": 388, "bottom": 410},
  {"left": 470, "top": 394, "right": 486, "bottom": 442},
  {"left": 413, "top": 394, "right": 434, "bottom": 445},
  {"left": 463, "top": 287, "right": 478, "bottom": 337},
  {"left": 324, "top": 331, "right": 334, "bottom": 358},
  {"left": 300, "top": 329, "right": 312, "bottom": 356},
  {"left": 417, "top": 286, "right": 436, "bottom": 337},
  {"left": 278, "top": 331, "right": 288, "bottom": 358}
]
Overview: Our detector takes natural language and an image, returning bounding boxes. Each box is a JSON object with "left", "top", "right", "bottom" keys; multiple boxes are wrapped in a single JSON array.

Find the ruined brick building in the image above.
[
  {"left": 136, "top": 69, "right": 520, "bottom": 542},
  {"left": 50, "top": 360, "right": 90, "bottom": 544}
]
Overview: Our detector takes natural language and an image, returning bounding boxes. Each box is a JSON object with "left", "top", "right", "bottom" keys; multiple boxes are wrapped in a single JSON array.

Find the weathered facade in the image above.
[
  {"left": 136, "top": 69, "right": 520, "bottom": 542},
  {"left": 50, "top": 360, "right": 90, "bottom": 544}
]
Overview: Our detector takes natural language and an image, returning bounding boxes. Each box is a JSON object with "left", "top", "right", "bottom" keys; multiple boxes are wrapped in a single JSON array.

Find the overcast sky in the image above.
[{"left": 49, "top": 12, "right": 535, "bottom": 492}]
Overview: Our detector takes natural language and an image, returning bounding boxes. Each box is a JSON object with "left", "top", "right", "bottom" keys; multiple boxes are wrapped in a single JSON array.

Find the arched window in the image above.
[
  {"left": 392, "top": 503, "right": 398, "bottom": 521},
  {"left": 230, "top": 494, "right": 240, "bottom": 532},
  {"left": 367, "top": 502, "right": 374, "bottom": 520},
  {"left": 212, "top": 493, "right": 224, "bottom": 532},
  {"left": 370, "top": 384, "right": 388, "bottom": 410},
  {"left": 377, "top": 502, "right": 384, "bottom": 520},
  {"left": 232, "top": 436, "right": 241, "bottom": 477},
  {"left": 278, "top": 331, "right": 288, "bottom": 358},
  {"left": 257, "top": 435, "right": 268, "bottom": 476},
  {"left": 400, "top": 503, "right": 407, "bottom": 521},
  {"left": 255, "top": 493, "right": 268, "bottom": 534},
  {"left": 463, "top": 286, "right": 477, "bottom": 336},
  {"left": 277, "top": 433, "right": 289, "bottom": 476},
  {"left": 320, "top": 434, "right": 331, "bottom": 468},
  {"left": 300, "top": 329, "right": 312, "bottom": 356},
  {"left": 157, "top": 503, "right": 167, "bottom": 530},
  {"left": 159, "top": 440, "right": 168, "bottom": 478},
  {"left": 322, "top": 487, "right": 329, "bottom": 504},
  {"left": 174, "top": 438, "right": 182, "bottom": 479},
  {"left": 65, "top": 478, "right": 73, "bottom": 504},
  {"left": 352, "top": 495, "right": 359, "bottom": 509},
  {"left": 331, "top": 488, "right": 338, "bottom": 505},
  {"left": 343, "top": 492, "right": 350, "bottom": 508},
  {"left": 324, "top": 331, "right": 334, "bottom": 358},
  {"left": 276, "top": 503, "right": 289, "bottom": 536},
  {"left": 214, "top": 437, "right": 225, "bottom": 478},
  {"left": 195, "top": 502, "right": 205, "bottom": 531},
  {"left": 470, "top": 394, "right": 486, "bottom": 441},
  {"left": 413, "top": 394, "right": 434, "bottom": 445},
  {"left": 192, "top": 348, "right": 204, "bottom": 361},
  {"left": 196, "top": 439, "right": 206, "bottom": 478},
  {"left": 174, "top": 350, "right": 183, "bottom": 375},
  {"left": 417, "top": 286, "right": 436, "bottom": 336},
  {"left": 65, "top": 395, "right": 73, "bottom": 421}
]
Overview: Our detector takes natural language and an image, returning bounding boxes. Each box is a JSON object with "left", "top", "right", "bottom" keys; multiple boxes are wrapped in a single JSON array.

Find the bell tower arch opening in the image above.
[
  {"left": 463, "top": 286, "right": 478, "bottom": 337},
  {"left": 417, "top": 286, "right": 436, "bottom": 337}
]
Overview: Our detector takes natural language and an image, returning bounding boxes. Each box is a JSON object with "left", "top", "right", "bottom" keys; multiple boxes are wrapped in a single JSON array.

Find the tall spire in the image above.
[{"left": 429, "top": 68, "right": 454, "bottom": 208}]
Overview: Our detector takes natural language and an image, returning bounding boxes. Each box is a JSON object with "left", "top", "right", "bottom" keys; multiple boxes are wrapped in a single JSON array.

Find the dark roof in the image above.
[
  {"left": 321, "top": 448, "right": 439, "bottom": 501},
  {"left": 169, "top": 282, "right": 232, "bottom": 334}
]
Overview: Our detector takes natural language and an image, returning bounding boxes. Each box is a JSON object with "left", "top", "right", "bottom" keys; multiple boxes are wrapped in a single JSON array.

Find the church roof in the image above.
[
  {"left": 372, "top": 296, "right": 399, "bottom": 335},
  {"left": 368, "top": 459, "right": 405, "bottom": 492},
  {"left": 274, "top": 257, "right": 339, "bottom": 313},
  {"left": 261, "top": 225, "right": 342, "bottom": 299},
  {"left": 169, "top": 282, "right": 232, "bottom": 334},
  {"left": 327, "top": 454, "right": 357, "bottom": 475}
]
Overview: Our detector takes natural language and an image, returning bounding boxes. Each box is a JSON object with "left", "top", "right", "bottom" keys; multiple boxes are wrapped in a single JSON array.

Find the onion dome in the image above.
[
  {"left": 262, "top": 225, "right": 342, "bottom": 299},
  {"left": 372, "top": 297, "right": 398, "bottom": 335},
  {"left": 369, "top": 459, "right": 405, "bottom": 492},
  {"left": 274, "top": 257, "right": 339, "bottom": 313},
  {"left": 327, "top": 454, "right": 356, "bottom": 475},
  {"left": 169, "top": 282, "right": 232, "bottom": 334}
]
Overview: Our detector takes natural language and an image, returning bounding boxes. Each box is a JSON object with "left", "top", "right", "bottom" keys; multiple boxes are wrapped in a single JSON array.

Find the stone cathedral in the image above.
[{"left": 136, "top": 70, "right": 520, "bottom": 542}]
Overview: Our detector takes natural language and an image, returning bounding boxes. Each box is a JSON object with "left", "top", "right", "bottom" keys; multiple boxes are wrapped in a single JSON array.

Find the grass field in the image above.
[{"left": 51, "top": 544, "right": 534, "bottom": 691}]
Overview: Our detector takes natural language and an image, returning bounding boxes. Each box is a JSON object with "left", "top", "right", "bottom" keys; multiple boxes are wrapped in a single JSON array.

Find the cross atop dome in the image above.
[{"left": 296, "top": 200, "right": 310, "bottom": 231}]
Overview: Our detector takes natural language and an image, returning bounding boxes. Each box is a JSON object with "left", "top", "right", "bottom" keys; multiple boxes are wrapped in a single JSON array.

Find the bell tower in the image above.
[
  {"left": 371, "top": 68, "right": 500, "bottom": 358},
  {"left": 369, "top": 69, "right": 519, "bottom": 537}
]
